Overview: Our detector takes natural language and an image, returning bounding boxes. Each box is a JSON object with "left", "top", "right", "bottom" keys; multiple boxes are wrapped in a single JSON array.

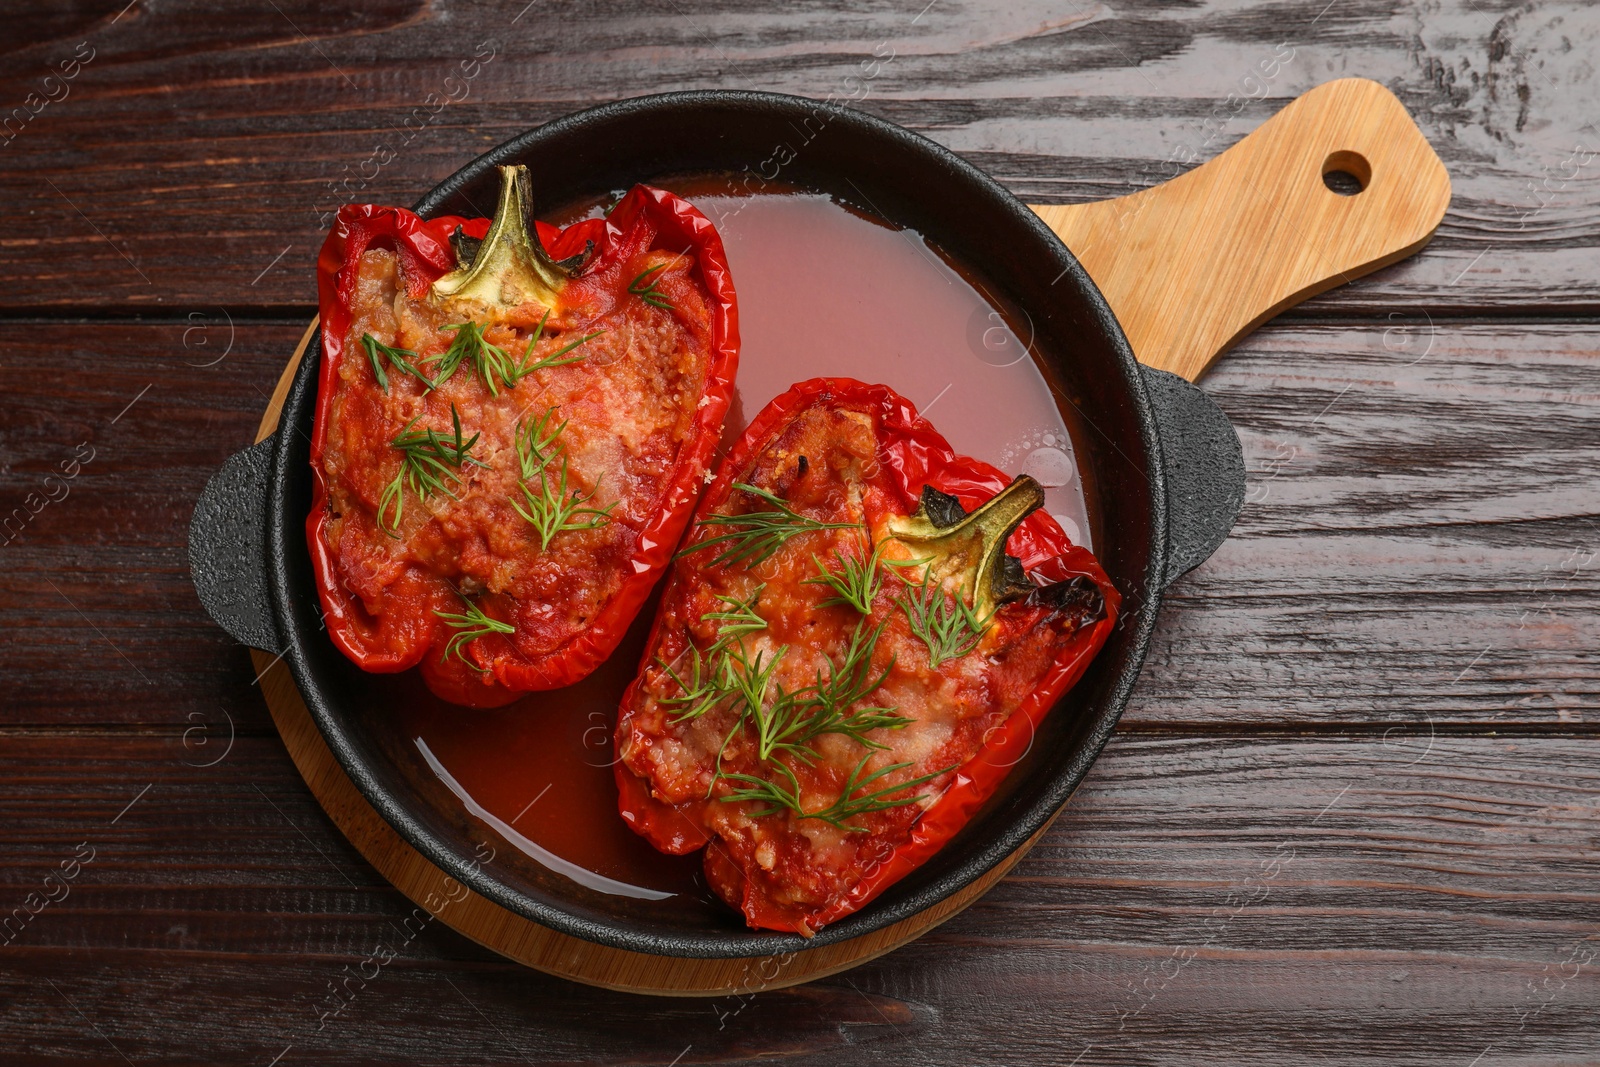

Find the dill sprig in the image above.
[
  {"left": 702, "top": 584, "right": 767, "bottom": 655},
  {"left": 658, "top": 645, "right": 735, "bottom": 723},
  {"left": 507, "top": 309, "right": 603, "bottom": 384},
  {"left": 896, "top": 571, "right": 992, "bottom": 668},
  {"left": 804, "top": 536, "right": 928, "bottom": 614},
  {"left": 360, "top": 333, "right": 434, "bottom": 391},
  {"left": 723, "top": 642, "right": 790, "bottom": 751},
  {"left": 627, "top": 263, "right": 675, "bottom": 310},
  {"left": 377, "top": 404, "right": 487, "bottom": 537},
  {"left": 429, "top": 321, "right": 516, "bottom": 395},
  {"left": 682, "top": 483, "right": 863, "bottom": 569},
  {"left": 508, "top": 408, "right": 615, "bottom": 550},
  {"left": 512, "top": 406, "right": 564, "bottom": 474},
  {"left": 719, "top": 761, "right": 804, "bottom": 820},
  {"left": 434, "top": 594, "right": 515, "bottom": 664},
  {"left": 511, "top": 455, "right": 610, "bottom": 549},
  {"left": 788, "top": 620, "right": 909, "bottom": 751},
  {"left": 741, "top": 621, "right": 906, "bottom": 765},
  {"left": 406, "top": 316, "right": 605, "bottom": 397},
  {"left": 721, "top": 753, "right": 953, "bottom": 832},
  {"left": 699, "top": 620, "right": 907, "bottom": 777},
  {"left": 657, "top": 586, "right": 765, "bottom": 722},
  {"left": 655, "top": 584, "right": 919, "bottom": 822}
]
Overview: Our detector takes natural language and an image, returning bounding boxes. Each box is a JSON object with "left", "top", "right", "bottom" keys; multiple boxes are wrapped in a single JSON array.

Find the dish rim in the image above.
[{"left": 268, "top": 89, "right": 1168, "bottom": 958}]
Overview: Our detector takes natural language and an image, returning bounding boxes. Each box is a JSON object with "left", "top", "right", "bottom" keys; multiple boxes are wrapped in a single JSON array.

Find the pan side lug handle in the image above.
[
  {"left": 189, "top": 436, "right": 282, "bottom": 651},
  {"left": 1142, "top": 367, "right": 1245, "bottom": 587}
]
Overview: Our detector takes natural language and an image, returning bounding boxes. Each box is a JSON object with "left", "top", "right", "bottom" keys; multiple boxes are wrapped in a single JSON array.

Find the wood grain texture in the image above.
[
  {"left": 2, "top": 0, "right": 1596, "bottom": 1058},
  {"left": 0, "top": 1, "right": 1594, "bottom": 313},
  {"left": 0, "top": 320, "right": 305, "bottom": 729},
  {"left": 3, "top": 321, "right": 1592, "bottom": 731},
  {"left": 1033, "top": 78, "right": 1451, "bottom": 380},
  {"left": 1, "top": 731, "right": 1595, "bottom": 1063},
  {"left": 1142, "top": 320, "right": 1600, "bottom": 728}
]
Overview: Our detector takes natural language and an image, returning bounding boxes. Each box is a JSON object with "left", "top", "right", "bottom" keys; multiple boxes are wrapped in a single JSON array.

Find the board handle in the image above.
[{"left": 1030, "top": 77, "right": 1451, "bottom": 382}]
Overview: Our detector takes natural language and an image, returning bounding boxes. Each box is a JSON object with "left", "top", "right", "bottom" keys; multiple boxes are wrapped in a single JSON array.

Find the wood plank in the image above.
[
  {"left": 2, "top": 319, "right": 1595, "bottom": 729},
  {"left": 5, "top": 1, "right": 1592, "bottom": 1059},
  {"left": 1, "top": 732, "right": 1596, "bottom": 1062},
  {"left": 1142, "top": 319, "right": 1600, "bottom": 727},
  {"left": 0, "top": 0, "right": 1593, "bottom": 312},
  {"left": 0, "top": 320, "right": 298, "bottom": 730}
]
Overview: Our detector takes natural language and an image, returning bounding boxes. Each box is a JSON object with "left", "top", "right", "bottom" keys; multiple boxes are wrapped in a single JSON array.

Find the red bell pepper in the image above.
[
  {"left": 308, "top": 165, "right": 739, "bottom": 706},
  {"left": 615, "top": 378, "right": 1118, "bottom": 935}
]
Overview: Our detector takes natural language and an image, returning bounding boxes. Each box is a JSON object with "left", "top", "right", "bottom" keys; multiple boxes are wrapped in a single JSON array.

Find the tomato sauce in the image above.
[{"left": 376, "top": 185, "right": 1097, "bottom": 910}]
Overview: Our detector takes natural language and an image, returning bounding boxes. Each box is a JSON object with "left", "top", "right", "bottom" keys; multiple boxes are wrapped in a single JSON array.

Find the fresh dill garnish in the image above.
[
  {"left": 434, "top": 594, "right": 515, "bottom": 663},
  {"left": 653, "top": 563, "right": 927, "bottom": 825},
  {"left": 804, "top": 536, "right": 928, "bottom": 614},
  {"left": 788, "top": 620, "right": 909, "bottom": 751},
  {"left": 718, "top": 760, "right": 804, "bottom": 819},
  {"left": 507, "top": 309, "right": 603, "bottom": 384},
  {"left": 720, "top": 753, "right": 953, "bottom": 832},
  {"left": 896, "top": 571, "right": 992, "bottom": 668},
  {"left": 682, "top": 483, "right": 863, "bottom": 569},
  {"left": 376, "top": 403, "right": 487, "bottom": 537},
  {"left": 739, "top": 620, "right": 906, "bottom": 765},
  {"left": 657, "top": 586, "right": 766, "bottom": 722},
  {"left": 430, "top": 321, "right": 515, "bottom": 395},
  {"left": 361, "top": 333, "right": 437, "bottom": 392},
  {"left": 363, "top": 334, "right": 390, "bottom": 390},
  {"left": 702, "top": 584, "right": 767, "bottom": 655},
  {"left": 694, "top": 621, "right": 907, "bottom": 781},
  {"left": 508, "top": 407, "right": 615, "bottom": 550},
  {"left": 627, "top": 262, "right": 675, "bottom": 310},
  {"left": 512, "top": 405, "right": 564, "bottom": 472},
  {"left": 422, "top": 316, "right": 604, "bottom": 397},
  {"left": 722, "top": 642, "right": 791, "bottom": 756},
  {"left": 523, "top": 330, "right": 602, "bottom": 373},
  {"left": 658, "top": 645, "right": 735, "bottom": 723},
  {"left": 512, "top": 455, "right": 610, "bottom": 549}
]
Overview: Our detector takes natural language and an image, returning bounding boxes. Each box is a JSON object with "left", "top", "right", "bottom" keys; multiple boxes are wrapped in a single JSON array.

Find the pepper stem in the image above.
[
  {"left": 885, "top": 475, "right": 1045, "bottom": 623},
  {"left": 431, "top": 165, "right": 569, "bottom": 311}
]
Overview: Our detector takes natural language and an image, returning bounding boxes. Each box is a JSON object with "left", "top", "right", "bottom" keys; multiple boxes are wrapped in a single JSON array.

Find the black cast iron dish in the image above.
[{"left": 190, "top": 91, "right": 1245, "bottom": 959}]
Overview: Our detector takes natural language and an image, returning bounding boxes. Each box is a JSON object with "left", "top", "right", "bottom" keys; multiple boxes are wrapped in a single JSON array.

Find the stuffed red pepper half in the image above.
[
  {"left": 615, "top": 378, "right": 1118, "bottom": 935},
  {"left": 308, "top": 165, "right": 739, "bottom": 706}
]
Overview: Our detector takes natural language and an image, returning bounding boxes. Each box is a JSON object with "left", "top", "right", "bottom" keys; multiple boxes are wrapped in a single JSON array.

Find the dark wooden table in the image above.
[{"left": 3, "top": 1, "right": 1596, "bottom": 1063}]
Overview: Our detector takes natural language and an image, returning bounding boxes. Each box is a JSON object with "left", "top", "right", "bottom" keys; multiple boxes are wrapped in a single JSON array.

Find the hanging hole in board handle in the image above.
[
  {"left": 1322, "top": 149, "right": 1371, "bottom": 196},
  {"left": 1026, "top": 78, "right": 1451, "bottom": 381}
]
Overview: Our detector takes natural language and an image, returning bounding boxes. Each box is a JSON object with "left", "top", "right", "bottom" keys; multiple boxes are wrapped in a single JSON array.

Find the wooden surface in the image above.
[
  {"left": 1033, "top": 78, "right": 1452, "bottom": 380},
  {"left": 1, "top": 0, "right": 1596, "bottom": 1062}
]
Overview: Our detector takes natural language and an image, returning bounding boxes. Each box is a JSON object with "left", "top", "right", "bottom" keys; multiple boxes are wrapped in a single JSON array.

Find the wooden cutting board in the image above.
[{"left": 250, "top": 77, "right": 1449, "bottom": 995}]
